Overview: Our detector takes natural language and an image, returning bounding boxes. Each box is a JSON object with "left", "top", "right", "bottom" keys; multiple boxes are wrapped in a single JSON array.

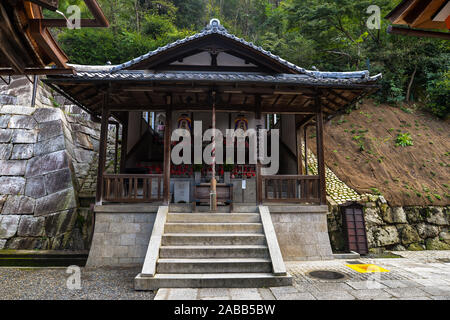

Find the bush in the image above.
[
  {"left": 142, "top": 14, "right": 176, "bottom": 39},
  {"left": 426, "top": 70, "right": 450, "bottom": 119},
  {"left": 395, "top": 133, "right": 413, "bottom": 147}
]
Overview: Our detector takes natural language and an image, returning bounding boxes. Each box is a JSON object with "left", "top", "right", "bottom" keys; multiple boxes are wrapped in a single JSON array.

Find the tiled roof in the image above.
[
  {"left": 60, "top": 70, "right": 382, "bottom": 85},
  {"left": 108, "top": 19, "right": 372, "bottom": 80}
]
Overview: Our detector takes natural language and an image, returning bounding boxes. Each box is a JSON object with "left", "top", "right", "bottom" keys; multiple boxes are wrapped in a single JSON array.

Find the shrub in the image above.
[{"left": 395, "top": 133, "right": 413, "bottom": 147}]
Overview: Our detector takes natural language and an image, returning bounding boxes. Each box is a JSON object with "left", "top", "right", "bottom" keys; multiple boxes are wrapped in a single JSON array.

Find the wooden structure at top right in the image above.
[{"left": 386, "top": 0, "right": 450, "bottom": 39}]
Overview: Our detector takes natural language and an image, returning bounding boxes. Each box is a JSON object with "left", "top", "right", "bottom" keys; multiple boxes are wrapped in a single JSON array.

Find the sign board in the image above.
[{"left": 174, "top": 181, "right": 190, "bottom": 203}]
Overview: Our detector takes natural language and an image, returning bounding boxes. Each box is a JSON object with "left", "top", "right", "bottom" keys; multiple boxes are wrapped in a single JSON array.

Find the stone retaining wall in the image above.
[
  {"left": 327, "top": 196, "right": 450, "bottom": 253},
  {"left": 0, "top": 77, "right": 117, "bottom": 250},
  {"left": 269, "top": 205, "right": 334, "bottom": 261},
  {"left": 86, "top": 211, "right": 156, "bottom": 267}
]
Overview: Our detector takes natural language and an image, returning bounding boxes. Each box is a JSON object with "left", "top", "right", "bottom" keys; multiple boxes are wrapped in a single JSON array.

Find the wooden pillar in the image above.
[
  {"left": 315, "top": 97, "right": 327, "bottom": 205},
  {"left": 255, "top": 95, "right": 263, "bottom": 205},
  {"left": 257, "top": 163, "right": 263, "bottom": 204},
  {"left": 114, "top": 123, "right": 119, "bottom": 174},
  {"left": 163, "top": 97, "right": 172, "bottom": 205},
  {"left": 120, "top": 114, "right": 128, "bottom": 173},
  {"left": 296, "top": 126, "right": 303, "bottom": 175},
  {"left": 304, "top": 125, "right": 308, "bottom": 175},
  {"left": 210, "top": 91, "right": 217, "bottom": 212},
  {"left": 95, "top": 92, "right": 110, "bottom": 205}
]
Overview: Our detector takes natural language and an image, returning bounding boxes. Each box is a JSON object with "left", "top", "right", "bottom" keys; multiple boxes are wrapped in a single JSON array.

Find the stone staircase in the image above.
[{"left": 135, "top": 206, "right": 292, "bottom": 289}]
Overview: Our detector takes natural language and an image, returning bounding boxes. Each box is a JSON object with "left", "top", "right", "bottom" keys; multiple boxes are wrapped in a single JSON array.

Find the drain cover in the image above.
[
  {"left": 346, "top": 260, "right": 363, "bottom": 265},
  {"left": 308, "top": 270, "right": 346, "bottom": 280}
]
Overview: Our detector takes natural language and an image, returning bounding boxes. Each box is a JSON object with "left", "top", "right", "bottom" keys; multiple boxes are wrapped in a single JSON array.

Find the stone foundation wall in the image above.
[
  {"left": 87, "top": 211, "right": 156, "bottom": 267},
  {"left": 327, "top": 197, "right": 450, "bottom": 253},
  {"left": 269, "top": 205, "right": 334, "bottom": 261},
  {"left": 0, "top": 76, "right": 118, "bottom": 250}
]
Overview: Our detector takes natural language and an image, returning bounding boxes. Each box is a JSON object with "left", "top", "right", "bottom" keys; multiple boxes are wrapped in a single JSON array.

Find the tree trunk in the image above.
[
  {"left": 406, "top": 65, "right": 417, "bottom": 103},
  {"left": 135, "top": 1, "right": 140, "bottom": 34}
]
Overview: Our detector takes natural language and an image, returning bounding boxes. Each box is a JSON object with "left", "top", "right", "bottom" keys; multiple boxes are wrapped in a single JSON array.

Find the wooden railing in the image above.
[
  {"left": 102, "top": 174, "right": 163, "bottom": 203},
  {"left": 262, "top": 175, "right": 320, "bottom": 203}
]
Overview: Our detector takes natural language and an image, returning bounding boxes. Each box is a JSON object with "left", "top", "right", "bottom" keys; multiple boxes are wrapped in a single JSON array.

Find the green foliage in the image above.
[
  {"left": 370, "top": 187, "right": 381, "bottom": 195},
  {"left": 395, "top": 133, "right": 413, "bottom": 147},
  {"left": 426, "top": 70, "right": 450, "bottom": 118},
  {"left": 142, "top": 14, "right": 177, "bottom": 38}
]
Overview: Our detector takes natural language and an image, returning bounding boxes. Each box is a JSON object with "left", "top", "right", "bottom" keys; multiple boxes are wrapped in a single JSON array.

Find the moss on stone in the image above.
[{"left": 408, "top": 243, "right": 424, "bottom": 251}]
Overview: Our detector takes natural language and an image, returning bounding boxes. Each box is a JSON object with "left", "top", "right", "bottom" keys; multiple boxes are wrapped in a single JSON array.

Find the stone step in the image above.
[
  {"left": 161, "top": 233, "right": 266, "bottom": 246},
  {"left": 135, "top": 273, "right": 293, "bottom": 289},
  {"left": 156, "top": 258, "right": 272, "bottom": 273},
  {"left": 164, "top": 223, "right": 263, "bottom": 234},
  {"left": 159, "top": 245, "right": 269, "bottom": 259},
  {"left": 167, "top": 213, "right": 261, "bottom": 223}
]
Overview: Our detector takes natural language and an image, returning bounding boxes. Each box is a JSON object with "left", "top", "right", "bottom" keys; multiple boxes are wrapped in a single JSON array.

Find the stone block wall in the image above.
[
  {"left": 270, "top": 205, "right": 334, "bottom": 261},
  {"left": 0, "top": 76, "right": 118, "bottom": 250},
  {"left": 86, "top": 212, "right": 156, "bottom": 267},
  {"left": 327, "top": 197, "right": 450, "bottom": 253}
]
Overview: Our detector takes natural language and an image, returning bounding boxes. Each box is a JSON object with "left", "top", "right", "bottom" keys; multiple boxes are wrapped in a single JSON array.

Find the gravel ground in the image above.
[{"left": 0, "top": 267, "right": 155, "bottom": 300}]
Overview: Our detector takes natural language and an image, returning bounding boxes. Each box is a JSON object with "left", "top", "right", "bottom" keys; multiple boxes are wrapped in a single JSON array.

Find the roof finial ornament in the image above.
[{"left": 204, "top": 18, "right": 226, "bottom": 32}]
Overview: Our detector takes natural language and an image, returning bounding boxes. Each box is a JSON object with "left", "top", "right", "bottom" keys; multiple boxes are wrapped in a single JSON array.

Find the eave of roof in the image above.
[{"left": 51, "top": 70, "right": 382, "bottom": 87}]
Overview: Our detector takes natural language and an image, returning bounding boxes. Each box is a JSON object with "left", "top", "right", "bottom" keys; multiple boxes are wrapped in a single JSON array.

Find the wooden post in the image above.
[
  {"left": 304, "top": 125, "right": 308, "bottom": 175},
  {"left": 120, "top": 114, "right": 128, "bottom": 173},
  {"left": 210, "top": 91, "right": 217, "bottom": 212},
  {"left": 114, "top": 123, "right": 119, "bottom": 174},
  {"left": 297, "top": 126, "right": 303, "bottom": 175},
  {"left": 95, "top": 92, "right": 110, "bottom": 205},
  {"left": 257, "top": 162, "right": 262, "bottom": 204},
  {"left": 163, "top": 96, "right": 172, "bottom": 205},
  {"left": 256, "top": 95, "right": 263, "bottom": 205},
  {"left": 315, "top": 97, "right": 327, "bottom": 205}
]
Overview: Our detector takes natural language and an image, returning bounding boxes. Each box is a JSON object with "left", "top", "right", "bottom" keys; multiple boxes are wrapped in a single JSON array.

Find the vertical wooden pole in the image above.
[
  {"left": 297, "top": 126, "right": 303, "bottom": 175},
  {"left": 120, "top": 114, "right": 128, "bottom": 173},
  {"left": 114, "top": 123, "right": 119, "bottom": 174},
  {"left": 304, "top": 125, "right": 308, "bottom": 175},
  {"left": 257, "top": 163, "right": 262, "bottom": 204},
  {"left": 163, "top": 96, "right": 172, "bottom": 205},
  {"left": 255, "top": 95, "right": 262, "bottom": 205},
  {"left": 315, "top": 97, "right": 327, "bottom": 205},
  {"left": 96, "top": 91, "right": 110, "bottom": 205},
  {"left": 210, "top": 91, "right": 217, "bottom": 212}
]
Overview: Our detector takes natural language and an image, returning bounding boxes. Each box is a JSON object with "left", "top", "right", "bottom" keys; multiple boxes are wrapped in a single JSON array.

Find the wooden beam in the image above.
[
  {"left": 330, "top": 89, "right": 352, "bottom": 103},
  {"left": 108, "top": 104, "right": 319, "bottom": 114},
  {"left": 95, "top": 92, "right": 110, "bottom": 204},
  {"left": 315, "top": 97, "right": 327, "bottom": 205},
  {"left": 296, "top": 114, "right": 315, "bottom": 129},
  {"left": 0, "top": 68, "right": 74, "bottom": 76},
  {"left": 404, "top": 0, "right": 432, "bottom": 25},
  {"left": 385, "top": 0, "right": 416, "bottom": 22},
  {"left": 387, "top": 25, "right": 450, "bottom": 39},
  {"left": 29, "top": 0, "right": 59, "bottom": 11}
]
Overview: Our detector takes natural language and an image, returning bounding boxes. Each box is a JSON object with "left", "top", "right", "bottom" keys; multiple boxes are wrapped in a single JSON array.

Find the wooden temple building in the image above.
[{"left": 42, "top": 19, "right": 381, "bottom": 289}]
